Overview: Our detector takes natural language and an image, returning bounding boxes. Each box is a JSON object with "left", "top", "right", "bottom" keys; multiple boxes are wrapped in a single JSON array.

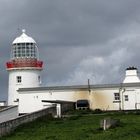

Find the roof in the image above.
[
  {"left": 12, "top": 29, "right": 36, "bottom": 44},
  {"left": 17, "top": 82, "right": 140, "bottom": 92},
  {"left": 42, "top": 100, "right": 75, "bottom": 104}
]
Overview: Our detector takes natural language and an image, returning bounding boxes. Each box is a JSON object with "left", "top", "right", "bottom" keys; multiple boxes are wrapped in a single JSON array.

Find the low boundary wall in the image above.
[
  {"left": 0, "top": 106, "right": 56, "bottom": 137},
  {"left": 0, "top": 106, "right": 18, "bottom": 123}
]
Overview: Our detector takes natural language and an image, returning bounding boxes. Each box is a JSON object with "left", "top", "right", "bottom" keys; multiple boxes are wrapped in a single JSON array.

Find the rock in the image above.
[{"left": 100, "top": 118, "right": 120, "bottom": 130}]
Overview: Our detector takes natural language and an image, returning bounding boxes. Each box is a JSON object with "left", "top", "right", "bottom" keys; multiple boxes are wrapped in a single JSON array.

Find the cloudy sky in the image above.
[{"left": 1, "top": 0, "right": 140, "bottom": 100}]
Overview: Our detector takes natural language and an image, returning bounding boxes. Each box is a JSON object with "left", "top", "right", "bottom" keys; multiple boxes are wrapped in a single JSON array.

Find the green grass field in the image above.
[{"left": 1, "top": 112, "right": 140, "bottom": 140}]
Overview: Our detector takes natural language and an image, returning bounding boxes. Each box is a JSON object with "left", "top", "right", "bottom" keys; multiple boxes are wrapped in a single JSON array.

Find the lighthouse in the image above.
[{"left": 6, "top": 30, "right": 43, "bottom": 106}]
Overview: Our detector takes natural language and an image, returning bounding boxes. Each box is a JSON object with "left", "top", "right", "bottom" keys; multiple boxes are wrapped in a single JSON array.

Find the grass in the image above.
[{"left": 1, "top": 111, "right": 140, "bottom": 140}]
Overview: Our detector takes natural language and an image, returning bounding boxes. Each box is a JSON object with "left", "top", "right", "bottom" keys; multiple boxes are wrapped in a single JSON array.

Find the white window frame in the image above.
[
  {"left": 16, "top": 76, "right": 22, "bottom": 83},
  {"left": 114, "top": 93, "right": 120, "bottom": 101},
  {"left": 38, "top": 76, "right": 41, "bottom": 84},
  {"left": 124, "top": 95, "right": 129, "bottom": 101},
  {"left": 12, "top": 43, "right": 38, "bottom": 59}
]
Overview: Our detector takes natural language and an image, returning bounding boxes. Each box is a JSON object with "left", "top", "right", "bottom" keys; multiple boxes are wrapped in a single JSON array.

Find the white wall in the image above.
[
  {"left": 8, "top": 69, "right": 41, "bottom": 106},
  {"left": 18, "top": 90, "right": 89, "bottom": 114},
  {"left": 0, "top": 102, "right": 6, "bottom": 106},
  {"left": 89, "top": 89, "right": 120, "bottom": 110},
  {"left": 18, "top": 86, "right": 140, "bottom": 113},
  {"left": 122, "top": 88, "right": 140, "bottom": 110},
  {"left": 0, "top": 106, "right": 18, "bottom": 123}
]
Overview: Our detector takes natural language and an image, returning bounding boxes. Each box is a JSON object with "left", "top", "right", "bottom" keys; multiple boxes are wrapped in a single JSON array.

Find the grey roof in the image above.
[
  {"left": 17, "top": 82, "right": 140, "bottom": 92},
  {"left": 42, "top": 100, "right": 75, "bottom": 104}
]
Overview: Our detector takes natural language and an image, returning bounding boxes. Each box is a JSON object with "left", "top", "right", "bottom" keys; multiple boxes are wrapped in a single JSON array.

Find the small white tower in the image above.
[
  {"left": 123, "top": 67, "right": 140, "bottom": 83},
  {"left": 6, "top": 30, "right": 43, "bottom": 105}
]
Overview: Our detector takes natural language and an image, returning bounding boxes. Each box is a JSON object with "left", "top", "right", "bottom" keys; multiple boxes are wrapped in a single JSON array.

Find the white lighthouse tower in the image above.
[{"left": 6, "top": 30, "right": 43, "bottom": 105}]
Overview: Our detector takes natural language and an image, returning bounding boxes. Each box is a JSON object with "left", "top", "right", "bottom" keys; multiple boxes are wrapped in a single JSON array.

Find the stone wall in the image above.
[
  {"left": 0, "top": 106, "right": 56, "bottom": 137},
  {"left": 0, "top": 106, "right": 18, "bottom": 123}
]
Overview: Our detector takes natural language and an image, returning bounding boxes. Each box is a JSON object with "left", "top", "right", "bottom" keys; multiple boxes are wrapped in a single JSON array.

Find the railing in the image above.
[{"left": 6, "top": 58, "right": 43, "bottom": 69}]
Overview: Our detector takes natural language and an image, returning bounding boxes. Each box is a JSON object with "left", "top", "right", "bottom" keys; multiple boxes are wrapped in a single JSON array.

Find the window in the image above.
[
  {"left": 114, "top": 93, "right": 120, "bottom": 100},
  {"left": 124, "top": 95, "right": 128, "bottom": 101},
  {"left": 12, "top": 43, "right": 37, "bottom": 59},
  {"left": 38, "top": 76, "right": 41, "bottom": 84},
  {"left": 17, "top": 76, "right": 22, "bottom": 83}
]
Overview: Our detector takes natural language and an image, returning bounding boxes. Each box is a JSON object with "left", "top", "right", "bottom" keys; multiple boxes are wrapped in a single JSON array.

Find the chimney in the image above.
[{"left": 123, "top": 67, "right": 140, "bottom": 83}]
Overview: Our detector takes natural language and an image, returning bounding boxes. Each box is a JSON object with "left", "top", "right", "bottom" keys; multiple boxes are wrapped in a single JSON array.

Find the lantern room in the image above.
[
  {"left": 6, "top": 29, "right": 43, "bottom": 70},
  {"left": 11, "top": 29, "right": 38, "bottom": 59}
]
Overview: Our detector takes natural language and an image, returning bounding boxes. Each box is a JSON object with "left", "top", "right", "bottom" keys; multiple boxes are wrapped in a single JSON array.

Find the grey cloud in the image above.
[{"left": 1, "top": 0, "right": 140, "bottom": 100}]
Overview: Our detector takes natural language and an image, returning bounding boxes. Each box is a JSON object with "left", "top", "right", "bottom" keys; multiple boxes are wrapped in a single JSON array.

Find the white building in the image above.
[{"left": 6, "top": 30, "right": 140, "bottom": 114}]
